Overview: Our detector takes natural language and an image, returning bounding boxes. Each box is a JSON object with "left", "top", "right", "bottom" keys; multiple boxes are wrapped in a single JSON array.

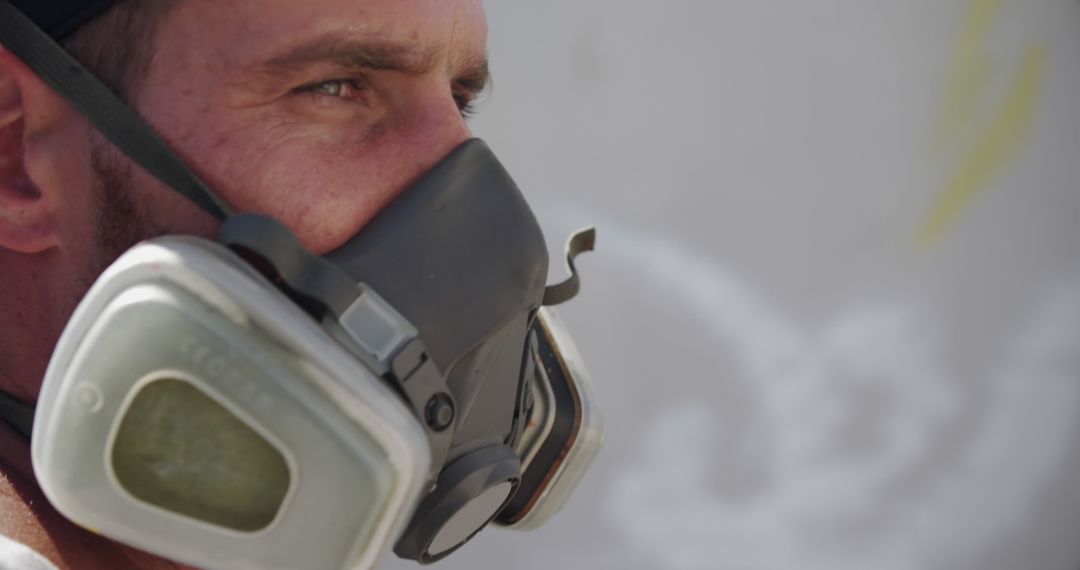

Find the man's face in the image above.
[
  {"left": 93, "top": 0, "right": 488, "bottom": 255},
  {"left": 0, "top": 0, "right": 486, "bottom": 400}
]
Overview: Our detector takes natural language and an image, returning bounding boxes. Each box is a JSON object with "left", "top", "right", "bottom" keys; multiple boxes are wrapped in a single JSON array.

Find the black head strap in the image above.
[
  {"left": 0, "top": 389, "right": 34, "bottom": 439},
  {"left": 0, "top": 1, "right": 232, "bottom": 219}
]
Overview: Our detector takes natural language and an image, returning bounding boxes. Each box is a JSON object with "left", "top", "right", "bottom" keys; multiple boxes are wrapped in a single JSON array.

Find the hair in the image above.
[{"left": 60, "top": 0, "right": 180, "bottom": 101}]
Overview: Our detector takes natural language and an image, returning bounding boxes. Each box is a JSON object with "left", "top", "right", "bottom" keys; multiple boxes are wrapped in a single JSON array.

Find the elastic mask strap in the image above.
[
  {"left": 542, "top": 227, "right": 596, "bottom": 306},
  {"left": 0, "top": 389, "right": 35, "bottom": 440},
  {"left": 0, "top": 1, "right": 233, "bottom": 220}
]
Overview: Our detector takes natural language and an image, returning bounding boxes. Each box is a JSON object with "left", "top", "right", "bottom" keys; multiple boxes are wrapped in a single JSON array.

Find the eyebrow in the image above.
[{"left": 258, "top": 33, "right": 459, "bottom": 77}]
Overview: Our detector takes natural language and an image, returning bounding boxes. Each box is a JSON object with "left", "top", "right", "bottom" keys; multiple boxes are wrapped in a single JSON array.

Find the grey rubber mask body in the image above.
[
  {"left": 217, "top": 139, "right": 549, "bottom": 468},
  {"left": 324, "top": 139, "right": 549, "bottom": 460}
]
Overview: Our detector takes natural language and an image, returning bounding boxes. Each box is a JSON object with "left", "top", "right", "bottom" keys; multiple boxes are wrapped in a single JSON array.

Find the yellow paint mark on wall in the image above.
[
  {"left": 918, "top": 0, "right": 1047, "bottom": 248},
  {"left": 936, "top": 0, "right": 1000, "bottom": 149}
]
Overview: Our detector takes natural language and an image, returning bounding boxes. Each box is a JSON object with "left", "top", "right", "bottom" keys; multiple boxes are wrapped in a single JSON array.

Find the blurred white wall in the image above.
[{"left": 385, "top": 1, "right": 1080, "bottom": 568}]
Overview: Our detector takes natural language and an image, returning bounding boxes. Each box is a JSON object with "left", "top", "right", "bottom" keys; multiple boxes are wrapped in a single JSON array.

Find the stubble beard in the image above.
[
  {"left": 88, "top": 137, "right": 162, "bottom": 275},
  {"left": 61, "top": 136, "right": 165, "bottom": 330}
]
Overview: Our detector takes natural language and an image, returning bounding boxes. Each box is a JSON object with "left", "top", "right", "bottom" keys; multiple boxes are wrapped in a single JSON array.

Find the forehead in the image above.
[{"left": 157, "top": 0, "right": 487, "bottom": 71}]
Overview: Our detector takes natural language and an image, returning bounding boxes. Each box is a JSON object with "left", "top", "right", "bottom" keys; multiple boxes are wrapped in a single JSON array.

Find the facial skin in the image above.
[
  {"left": 135, "top": 0, "right": 486, "bottom": 252},
  {"left": 0, "top": 1, "right": 487, "bottom": 567}
]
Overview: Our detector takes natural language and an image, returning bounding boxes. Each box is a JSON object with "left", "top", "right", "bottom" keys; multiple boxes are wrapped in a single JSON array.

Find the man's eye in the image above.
[{"left": 302, "top": 79, "right": 366, "bottom": 100}]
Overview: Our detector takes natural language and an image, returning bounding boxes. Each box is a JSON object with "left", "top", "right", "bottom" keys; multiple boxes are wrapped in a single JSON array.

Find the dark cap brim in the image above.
[{"left": 8, "top": 0, "right": 119, "bottom": 40}]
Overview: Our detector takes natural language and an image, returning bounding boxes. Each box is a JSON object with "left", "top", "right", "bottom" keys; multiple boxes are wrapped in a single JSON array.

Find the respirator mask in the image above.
[{"left": 0, "top": 2, "right": 603, "bottom": 568}]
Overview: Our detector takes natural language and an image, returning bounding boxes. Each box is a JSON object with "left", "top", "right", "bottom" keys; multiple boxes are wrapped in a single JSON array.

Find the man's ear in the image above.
[{"left": 0, "top": 44, "right": 63, "bottom": 254}]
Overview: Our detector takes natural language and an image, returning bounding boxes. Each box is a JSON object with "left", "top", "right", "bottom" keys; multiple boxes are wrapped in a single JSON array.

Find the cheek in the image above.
[
  {"left": 189, "top": 117, "right": 431, "bottom": 254},
  {"left": 139, "top": 82, "right": 467, "bottom": 255}
]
